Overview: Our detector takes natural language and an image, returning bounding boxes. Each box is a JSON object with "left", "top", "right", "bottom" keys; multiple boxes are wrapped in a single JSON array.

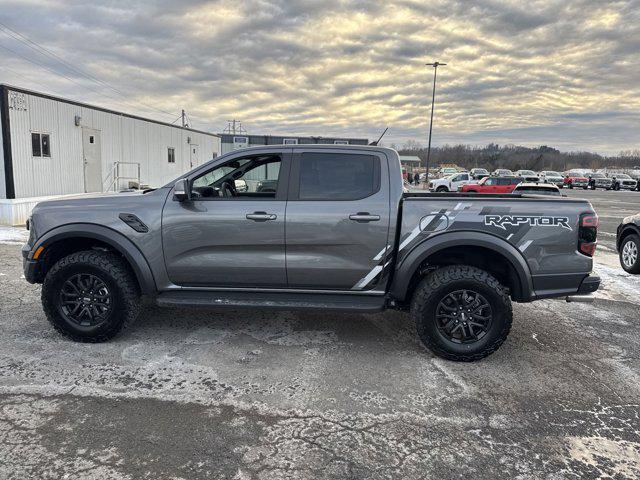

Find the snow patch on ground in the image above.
[
  {"left": 593, "top": 252, "right": 640, "bottom": 304},
  {"left": 0, "top": 226, "right": 28, "bottom": 245}
]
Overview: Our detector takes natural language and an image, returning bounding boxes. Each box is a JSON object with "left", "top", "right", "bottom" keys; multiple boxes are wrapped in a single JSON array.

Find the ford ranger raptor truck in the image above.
[{"left": 23, "top": 145, "right": 600, "bottom": 361}]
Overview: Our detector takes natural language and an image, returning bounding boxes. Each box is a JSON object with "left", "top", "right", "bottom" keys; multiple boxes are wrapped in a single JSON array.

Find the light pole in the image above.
[{"left": 425, "top": 61, "right": 446, "bottom": 186}]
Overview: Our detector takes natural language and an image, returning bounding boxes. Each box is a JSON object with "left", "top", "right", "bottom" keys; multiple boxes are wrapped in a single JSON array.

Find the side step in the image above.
[{"left": 156, "top": 290, "right": 386, "bottom": 313}]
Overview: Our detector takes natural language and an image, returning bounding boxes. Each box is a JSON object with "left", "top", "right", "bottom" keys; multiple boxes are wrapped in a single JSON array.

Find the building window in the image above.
[
  {"left": 41, "top": 134, "right": 50, "bottom": 157},
  {"left": 89, "top": 136, "right": 95, "bottom": 144},
  {"left": 31, "top": 132, "right": 50, "bottom": 157},
  {"left": 333, "top": 140, "right": 349, "bottom": 145},
  {"left": 283, "top": 138, "right": 298, "bottom": 145},
  {"left": 31, "top": 133, "right": 41, "bottom": 157},
  {"left": 168, "top": 147, "right": 175, "bottom": 163}
]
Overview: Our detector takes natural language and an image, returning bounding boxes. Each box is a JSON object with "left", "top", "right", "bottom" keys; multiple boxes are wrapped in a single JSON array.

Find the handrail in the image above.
[{"left": 103, "top": 161, "right": 141, "bottom": 192}]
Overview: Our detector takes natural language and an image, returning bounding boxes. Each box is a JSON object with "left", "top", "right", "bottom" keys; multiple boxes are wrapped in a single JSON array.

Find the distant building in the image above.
[
  {"left": 218, "top": 133, "right": 369, "bottom": 155},
  {"left": 399, "top": 155, "right": 422, "bottom": 170},
  {"left": 0, "top": 84, "right": 220, "bottom": 224},
  {"left": 0, "top": 84, "right": 220, "bottom": 200}
]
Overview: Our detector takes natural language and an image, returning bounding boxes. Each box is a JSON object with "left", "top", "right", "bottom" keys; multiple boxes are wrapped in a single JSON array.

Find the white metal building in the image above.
[{"left": 0, "top": 84, "right": 220, "bottom": 210}]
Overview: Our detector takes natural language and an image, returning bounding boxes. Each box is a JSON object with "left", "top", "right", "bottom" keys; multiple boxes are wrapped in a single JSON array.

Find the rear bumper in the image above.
[
  {"left": 576, "top": 275, "right": 600, "bottom": 295},
  {"left": 531, "top": 273, "right": 600, "bottom": 300}
]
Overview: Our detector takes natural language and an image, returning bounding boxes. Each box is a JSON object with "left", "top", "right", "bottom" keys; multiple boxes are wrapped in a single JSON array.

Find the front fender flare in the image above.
[
  {"left": 32, "top": 223, "right": 156, "bottom": 295},
  {"left": 390, "top": 230, "right": 534, "bottom": 302}
]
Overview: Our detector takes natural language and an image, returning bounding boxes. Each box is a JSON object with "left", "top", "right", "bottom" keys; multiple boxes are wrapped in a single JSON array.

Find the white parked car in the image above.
[
  {"left": 539, "top": 171, "right": 565, "bottom": 188},
  {"left": 492, "top": 168, "right": 514, "bottom": 177},
  {"left": 515, "top": 170, "right": 540, "bottom": 182},
  {"left": 512, "top": 182, "right": 562, "bottom": 196},
  {"left": 429, "top": 172, "right": 472, "bottom": 192}
]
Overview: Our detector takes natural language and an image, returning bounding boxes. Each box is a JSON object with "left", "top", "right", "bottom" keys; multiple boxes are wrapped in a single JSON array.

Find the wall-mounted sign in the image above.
[{"left": 8, "top": 92, "right": 27, "bottom": 111}]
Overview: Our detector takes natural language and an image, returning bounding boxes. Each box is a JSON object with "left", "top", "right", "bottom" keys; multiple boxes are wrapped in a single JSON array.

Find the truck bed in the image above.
[{"left": 394, "top": 193, "right": 595, "bottom": 301}]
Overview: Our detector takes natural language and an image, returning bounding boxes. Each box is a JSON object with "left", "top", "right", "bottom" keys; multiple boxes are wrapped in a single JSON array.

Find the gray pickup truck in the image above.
[{"left": 22, "top": 146, "right": 600, "bottom": 361}]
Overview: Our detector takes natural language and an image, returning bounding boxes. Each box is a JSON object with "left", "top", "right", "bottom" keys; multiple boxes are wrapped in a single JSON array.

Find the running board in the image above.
[{"left": 156, "top": 290, "right": 386, "bottom": 313}]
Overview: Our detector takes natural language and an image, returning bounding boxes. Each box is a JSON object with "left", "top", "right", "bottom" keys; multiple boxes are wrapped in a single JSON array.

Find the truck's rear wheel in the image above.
[
  {"left": 411, "top": 265, "right": 512, "bottom": 361},
  {"left": 42, "top": 250, "right": 141, "bottom": 342}
]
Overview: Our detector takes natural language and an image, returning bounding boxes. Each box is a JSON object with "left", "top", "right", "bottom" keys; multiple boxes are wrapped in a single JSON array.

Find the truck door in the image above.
[
  {"left": 162, "top": 150, "right": 290, "bottom": 287},
  {"left": 285, "top": 149, "right": 391, "bottom": 290}
]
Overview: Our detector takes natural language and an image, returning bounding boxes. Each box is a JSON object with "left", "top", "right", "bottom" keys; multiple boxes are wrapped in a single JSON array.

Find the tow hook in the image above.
[{"left": 565, "top": 295, "right": 595, "bottom": 303}]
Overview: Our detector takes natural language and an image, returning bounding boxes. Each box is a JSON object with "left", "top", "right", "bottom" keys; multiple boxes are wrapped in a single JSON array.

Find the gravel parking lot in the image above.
[{"left": 1, "top": 189, "right": 639, "bottom": 479}]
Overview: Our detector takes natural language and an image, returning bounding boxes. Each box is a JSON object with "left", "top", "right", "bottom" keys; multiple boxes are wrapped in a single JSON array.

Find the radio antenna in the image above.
[{"left": 370, "top": 127, "right": 388, "bottom": 146}]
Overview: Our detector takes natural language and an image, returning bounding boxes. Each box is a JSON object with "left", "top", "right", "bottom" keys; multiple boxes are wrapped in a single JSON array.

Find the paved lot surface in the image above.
[{"left": 1, "top": 189, "right": 639, "bottom": 479}]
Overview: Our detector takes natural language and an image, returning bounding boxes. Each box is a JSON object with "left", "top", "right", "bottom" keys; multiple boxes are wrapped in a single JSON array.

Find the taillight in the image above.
[{"left": 578, "top": 213, "right": 598, "bottom": 256}]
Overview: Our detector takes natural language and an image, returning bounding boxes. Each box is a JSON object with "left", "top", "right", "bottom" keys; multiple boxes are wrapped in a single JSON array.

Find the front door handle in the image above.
[
  {"left": 246, "top": 211, "right": 277, "bottom": 222},
  {"left": 349, "top": 212, "right": 380, "bottom": 223}
]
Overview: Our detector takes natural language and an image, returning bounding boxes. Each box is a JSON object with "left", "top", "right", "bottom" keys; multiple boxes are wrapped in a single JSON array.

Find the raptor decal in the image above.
[{"left": 484, "top": 215, "right": 572, "bottom": 231}]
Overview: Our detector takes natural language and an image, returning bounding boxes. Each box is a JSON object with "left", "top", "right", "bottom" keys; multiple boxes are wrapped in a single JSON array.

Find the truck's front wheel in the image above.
[
  {"left": 411, "top": 265, "right": 512, "bottom": 361},
  {"left": 42, "top": 250, "right": 141, "bottom": 342}
]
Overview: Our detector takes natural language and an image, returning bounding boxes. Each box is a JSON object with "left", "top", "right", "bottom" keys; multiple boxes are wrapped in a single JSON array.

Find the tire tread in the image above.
[
  {"left": 41, "top": 250, "right": 140, "bottom": 342},
  {"left": 411, "top": 265, "right": 512, "bottom": 361}
]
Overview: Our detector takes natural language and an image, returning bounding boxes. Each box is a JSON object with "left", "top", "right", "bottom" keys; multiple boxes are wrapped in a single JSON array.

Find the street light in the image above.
[{"left": 425, "top": 61, "right": 446, "bottom": 186}]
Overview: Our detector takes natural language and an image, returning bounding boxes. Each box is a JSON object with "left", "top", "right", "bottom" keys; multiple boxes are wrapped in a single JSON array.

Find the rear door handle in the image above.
[
  {"left": 349, "top": 212, "right": 380, "bottom": 223},
  {"left": 246, "top": 211, "right": 277, "bottom": 222}
]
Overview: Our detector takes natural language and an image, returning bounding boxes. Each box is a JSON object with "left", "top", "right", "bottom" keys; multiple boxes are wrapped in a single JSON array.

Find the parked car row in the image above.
[{"left": 427, "top": 167, "right": 639, "bottom": 192}]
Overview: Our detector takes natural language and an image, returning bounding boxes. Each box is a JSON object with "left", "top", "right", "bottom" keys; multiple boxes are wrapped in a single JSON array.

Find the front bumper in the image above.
[{"left": 22, "top": 243, "right": 42, "bottom": 284}]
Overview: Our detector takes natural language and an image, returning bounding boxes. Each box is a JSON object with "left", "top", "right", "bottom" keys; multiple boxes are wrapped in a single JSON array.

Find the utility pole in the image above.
[{"left": 425, "top": 61, "right": 446, "bottom": 185}]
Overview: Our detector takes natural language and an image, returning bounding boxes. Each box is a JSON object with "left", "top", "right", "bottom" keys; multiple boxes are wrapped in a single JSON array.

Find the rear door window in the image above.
[{"left": 297, "top": 153, "right": 380, "bottom": 200}]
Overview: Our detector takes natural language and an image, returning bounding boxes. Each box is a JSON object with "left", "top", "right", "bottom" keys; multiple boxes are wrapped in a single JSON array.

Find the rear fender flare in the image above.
[
  {"left": 32, "top": 223, "right": 156, "bottom": 295},
  {"left": 391, "top": 230, "right": 534, "bottom": 302}
]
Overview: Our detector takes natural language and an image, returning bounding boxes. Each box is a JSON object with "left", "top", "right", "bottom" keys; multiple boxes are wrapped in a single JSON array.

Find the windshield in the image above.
[
  {"left": 474, "top": 169, "right": 488, "bottom": 174},
  {"left": 519, "top": 170, "right": 535, "bottom": 175},
  {"left": 617, "top": 174, "right": 631, "bottom": 179},
  {"left": 591, "top": 173, "right": 605, "bottom": 178},
  {"left": 544, "top": 171, "right": 561, "bottom": 177}
]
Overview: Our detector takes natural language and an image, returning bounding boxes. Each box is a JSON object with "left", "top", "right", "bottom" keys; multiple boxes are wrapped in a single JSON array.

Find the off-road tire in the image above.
[
  {"left": 411, "top": 265, "right": 512, "bottom": 361},
  {"left": 42, "top": 250, "right": 141, "bottom": 342},
  {"left": 620, "top": 234, "right": 640, "bottom": 274}
]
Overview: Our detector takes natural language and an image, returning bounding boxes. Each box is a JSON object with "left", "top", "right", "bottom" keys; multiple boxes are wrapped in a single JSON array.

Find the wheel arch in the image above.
[
  {"left": 617, "top": 224, "right": 640, "bottom": 251},
  {"left": 390, "top": 231, "right": 534, "bottom": 303},
  {"left": 31, "top": 224, "right": 156, "bottom": 295}
]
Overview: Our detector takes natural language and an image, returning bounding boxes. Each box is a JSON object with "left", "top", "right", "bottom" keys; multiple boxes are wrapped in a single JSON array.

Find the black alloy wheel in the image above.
[
  {"left": 435, "top": 289, "right": 492, "bottom": 344},
  {"left": 59, "top": 273, "right": 113, "bottom": 327}
]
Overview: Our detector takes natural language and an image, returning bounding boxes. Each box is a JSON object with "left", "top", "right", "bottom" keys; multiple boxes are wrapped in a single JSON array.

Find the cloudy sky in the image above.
[{"left": 1, "top": 0, "right": 638, "bottom": 154}]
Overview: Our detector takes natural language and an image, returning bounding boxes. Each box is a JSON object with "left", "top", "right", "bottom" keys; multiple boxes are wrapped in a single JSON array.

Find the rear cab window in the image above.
[{"left": 295, "top": 152, "right": 380, "bottom": 200}]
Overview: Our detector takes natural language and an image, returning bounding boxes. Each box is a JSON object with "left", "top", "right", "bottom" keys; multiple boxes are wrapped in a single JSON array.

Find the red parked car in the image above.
[
  {"left": 460, "top": 176, "right": 524, "bottom": 193},
  {"left": 563, "top": 173, "right": 588, "bottom": 189}
]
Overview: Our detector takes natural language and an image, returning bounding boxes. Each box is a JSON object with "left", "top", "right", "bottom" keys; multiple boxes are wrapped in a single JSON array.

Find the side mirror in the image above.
[{"left": 173, "top": 178, "right": 191, "bottom": 202}]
